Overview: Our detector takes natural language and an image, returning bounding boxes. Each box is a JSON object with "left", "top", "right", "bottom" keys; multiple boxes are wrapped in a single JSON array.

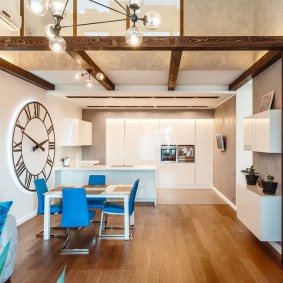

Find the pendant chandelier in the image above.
[{"left": 24, "top": 0, "right": 161, "bottom": 53}]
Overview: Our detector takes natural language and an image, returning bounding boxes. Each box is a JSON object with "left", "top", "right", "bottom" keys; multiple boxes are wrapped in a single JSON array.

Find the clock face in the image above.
[{"left": 12, "top": 102, "right": 55, "bottom": 191}]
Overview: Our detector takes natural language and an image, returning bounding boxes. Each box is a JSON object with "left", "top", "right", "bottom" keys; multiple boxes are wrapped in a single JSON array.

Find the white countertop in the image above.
[{"left": 54, "top": 165, "right": 157, "bottom": 171}]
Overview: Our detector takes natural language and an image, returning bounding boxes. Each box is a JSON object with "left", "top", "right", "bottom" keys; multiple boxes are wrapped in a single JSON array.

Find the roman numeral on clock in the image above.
[
  {"left": 47, "top": 125, "right": 54, "bottom": 135},
  {"left": 25, "top": 171, "right": 32, "bottom": 189},
  {"left": 33, "top": 102, "right": 40, "bottom": 118},
  {"left": 46, "top": 155, "right": 54, "bottom": 167},
  {"left": 24, "top": 105, "right": 32, "bottom": 121},
  {"left": 13, "top": 141, "right": 22, "bottom": 152},
  {"left": 15, "top": 156, "right": 26, "bottom": 176},
  {"left": 49, "top": 142, "right": 55, "bottom": 150}
]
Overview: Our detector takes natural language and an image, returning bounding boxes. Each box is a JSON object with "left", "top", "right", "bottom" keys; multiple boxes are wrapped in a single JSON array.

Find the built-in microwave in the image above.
[
  {"left": 177, "top": 145, "right": 195, "bottom": 162},
  {"left": 160, "top": 145, "right": 177, "bottom": 162}
]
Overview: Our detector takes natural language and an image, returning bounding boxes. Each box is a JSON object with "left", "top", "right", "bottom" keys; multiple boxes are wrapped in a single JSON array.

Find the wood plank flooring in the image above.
[{"left": 11, "top": 204, "right": 283, "bottom": 283}]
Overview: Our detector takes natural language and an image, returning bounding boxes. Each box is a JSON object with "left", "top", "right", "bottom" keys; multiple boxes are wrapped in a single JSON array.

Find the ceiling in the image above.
[{"left": 2, "top": 0, "right": 269, "bottom": 110}]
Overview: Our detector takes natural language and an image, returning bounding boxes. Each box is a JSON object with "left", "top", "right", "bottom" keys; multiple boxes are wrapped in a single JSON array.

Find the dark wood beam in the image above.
[
  {"left": 20, "top": 0, "right": 24, "bottom": 36},
  {"left": 0, "top": 58, "right": 55, "bottom": 90},
  {"left": 180, "top": 0, "right": 184, "bottom": 36},
  {"left": 67, "top": 50, "right": 115, "bottom": 90},
  {"left": 73, "top": 0, "right": 77, "bottom": 36},
  {"left": 2, "top": 36, "right": 283, "bottom": 51},
  {"left": 229, "top": 51, "right": 282, "bottom": 91},
  {"left": 126, "top": 6, "right": 130, "bottom": 30},
  {"left": 168, "top": 51, "right": 182, "bottom": 91}
]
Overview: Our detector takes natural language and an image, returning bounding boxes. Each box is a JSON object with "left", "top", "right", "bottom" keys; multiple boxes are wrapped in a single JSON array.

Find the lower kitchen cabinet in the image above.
[{"left": 158, "top": 163, "right": 195, "bottom": 188}]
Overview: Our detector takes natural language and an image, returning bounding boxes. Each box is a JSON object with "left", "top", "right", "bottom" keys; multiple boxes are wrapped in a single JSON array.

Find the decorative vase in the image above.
[
  {"left": 262, "top": 181, "right": 278, "bottom": 195},
  {"left": 245, "top": 175, "right": 259, "bottom": 185}
]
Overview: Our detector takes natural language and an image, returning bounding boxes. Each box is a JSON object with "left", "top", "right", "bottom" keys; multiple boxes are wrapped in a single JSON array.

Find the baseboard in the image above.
[
  {"left": 212, "top": 186, "right": 237, "bottom": 211},
  {"left": 16, "top": 210, "right": 37, "bottom": 226},
  {"left": 268, "top": 241, "right": 282, "bottom": 254}
]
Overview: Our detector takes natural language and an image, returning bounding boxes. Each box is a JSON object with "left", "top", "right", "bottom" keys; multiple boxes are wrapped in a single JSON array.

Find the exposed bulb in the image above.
[
  {"left": 24, "top": 0, "right": 49, "bottom": 16},
  {"left": 49, "top": 36, "right": 66, "bottom": 53},
  {"left": 44, "top": 24, "right": 57, "bottom": 39},
  {"left": 144, "top": 11, "right": 161, "bottom": 30},
  {"left": 75, "top": 73, "right": 83, "bottom": 80},
  {"left": 96, "top": 73, "right": 104, "bottom": 81},
  {"left": 86, "top": 79, "right": 93, "bottom": 87},
  {"left": 125, "top": 27, "right": 143, "bottom": 47},
  {"left": 126, "top": 0, "right": 144, "bottom": 11},
  {"left": 50, "top": 0, "right": 66, "bottom": 16}
]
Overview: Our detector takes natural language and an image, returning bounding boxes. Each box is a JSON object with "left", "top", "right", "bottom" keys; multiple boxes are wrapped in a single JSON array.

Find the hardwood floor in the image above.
[{"left": 11, "top": 204, "right": 283, "bottom": 283}]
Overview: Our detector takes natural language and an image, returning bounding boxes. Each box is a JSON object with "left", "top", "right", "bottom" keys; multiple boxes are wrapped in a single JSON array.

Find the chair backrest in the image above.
[
  {"left": 129, "top": 179, "right": 139, "bottom": 215},
  {"left": 34, "top": 178, "right": 48, "bottom": 215},
  {"left": 88, "top": 175, "right": 106, "bottom": 185},
  {"left": 61, "top": 188, "right": 90, "bottom": 228}
]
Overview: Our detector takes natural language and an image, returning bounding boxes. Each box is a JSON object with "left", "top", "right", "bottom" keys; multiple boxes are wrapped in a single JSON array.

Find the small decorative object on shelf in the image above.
[
  {"left": 257, "top": 175, "right": 278, "bottom": 195},
  {"left": 240, "top": 165, "right": 259, "bottom": 185}
]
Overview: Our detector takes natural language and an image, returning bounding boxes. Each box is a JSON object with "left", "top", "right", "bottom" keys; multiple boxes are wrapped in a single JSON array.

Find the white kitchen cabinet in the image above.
[
  {"left": 125, "top": 120, "right": 142, "bottom": 165},
  {"left": 195, "top": 120, "right": 213, "bottom": 186},
  {"left": 160, "top": 119, "right": 178, "bottom": 145},
  {"left": 140, "top": 120, "right": 160, "bottom": 164},
  {"left": 158, "top": 163, "right": 195, "bottom": 188},
  {"left": 237, "top": 184, "right": 281, "bottom": 241},
  {"left": 60, "top": 118, "right": 92, "bottom": 146},
  {"left": 177, "top": 120, "right": 195, "bottom": 145},
  {"left": 244, "top": 110, "right": 281, "bottom": 153},
  {"left": 106, "top": 119, "right": 124, "bottom": 165}
]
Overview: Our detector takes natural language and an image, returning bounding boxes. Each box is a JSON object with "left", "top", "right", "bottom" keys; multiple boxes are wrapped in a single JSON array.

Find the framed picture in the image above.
[{"left": 258, "top": 91, "right": 275, "bottom": 113}]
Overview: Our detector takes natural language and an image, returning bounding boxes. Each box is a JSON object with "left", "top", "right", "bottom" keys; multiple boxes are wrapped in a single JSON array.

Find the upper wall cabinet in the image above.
[
  {"left": 177, "top": 120, "right": 196, "bottom": 145},
  {"left": 244, "top": 110, "right": 281, "bottom": 153},
  {"left": 160, "top": 120, "right": 178, "bottom": 145},
  {"left": 60, "top": 118, "right": 92, "bottom": 146},
  {"left": 160, "top": 119, "right": 196, "bottom": 145}
]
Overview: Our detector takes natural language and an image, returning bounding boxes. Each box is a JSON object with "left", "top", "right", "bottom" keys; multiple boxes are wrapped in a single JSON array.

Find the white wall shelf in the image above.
[
  {"left": 244, "top": 110, "right": 281, "bottom": 153},
  {"left": 237, "top": 184, "right": 281, "bottom": 241}
]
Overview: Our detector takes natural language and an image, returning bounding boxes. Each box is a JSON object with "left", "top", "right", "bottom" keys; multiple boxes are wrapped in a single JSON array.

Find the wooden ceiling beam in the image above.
[
  {"left": 229, "top": 50, "right": 282, "bottom": 91},
  {"left": 2, "top": 36, "right": 283, "bottom": 51},
  {"left": 0, "top": 58, "right": 55, "bottom": 90},
  {"left": 168, "top": 51, "right": 182, "bottom": 91},
  {"left": 67, "top": 50, "right": 115, "bottom": 91}
]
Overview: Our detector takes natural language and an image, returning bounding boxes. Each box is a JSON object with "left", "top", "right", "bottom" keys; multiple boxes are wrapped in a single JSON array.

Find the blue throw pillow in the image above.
[{"left": 0, "top": 201, "right": 13, "bottom": 235}]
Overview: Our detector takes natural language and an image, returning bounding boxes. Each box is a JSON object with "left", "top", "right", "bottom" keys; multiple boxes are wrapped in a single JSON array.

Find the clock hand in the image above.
[
  {"left": 33, "top": 139, "right": 49, "bottom": 152},
  {"left": 23, "top": 132, "right": 45, "bottom": 152}
]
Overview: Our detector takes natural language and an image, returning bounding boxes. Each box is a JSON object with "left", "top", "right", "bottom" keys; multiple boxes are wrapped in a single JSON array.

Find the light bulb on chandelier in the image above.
[
  {"left": 25, "top": 0, "right": 161, "bottom": 51},
  {"left": 49, "top": 36, "right": 66, "bottom": 53}
]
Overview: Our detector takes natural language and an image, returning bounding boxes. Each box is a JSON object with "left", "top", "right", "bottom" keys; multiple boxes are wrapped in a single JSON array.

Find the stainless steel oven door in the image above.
[{"left": 160, "top": 145, "right": 177, "bottom": 162}]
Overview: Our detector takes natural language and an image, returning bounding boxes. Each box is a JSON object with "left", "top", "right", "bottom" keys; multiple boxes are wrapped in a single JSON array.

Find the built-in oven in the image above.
[
  {"left": 177, "top": 145, "right": 195, "bottom": 162},
  {"left": 160, "top": 145, "right": 177, "bottom": 162}
]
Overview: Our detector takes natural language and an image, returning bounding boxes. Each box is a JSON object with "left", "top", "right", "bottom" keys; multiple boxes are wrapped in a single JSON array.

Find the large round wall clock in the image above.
[{"left": 12, "top": 101, "right": 55, "bottom": 191}]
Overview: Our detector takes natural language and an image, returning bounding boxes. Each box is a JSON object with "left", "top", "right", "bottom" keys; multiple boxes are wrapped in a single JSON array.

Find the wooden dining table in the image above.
[{"left": 44, "top": 184, "right": 133, "bottom": 240}]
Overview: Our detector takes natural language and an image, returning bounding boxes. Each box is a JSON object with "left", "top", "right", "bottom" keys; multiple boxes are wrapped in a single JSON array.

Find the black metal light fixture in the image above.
[
  {"left": 25, "top": 0, "right": 161, "bottom": 52},
  {"left": 75, "top": 69, "right": 105, "bottom": 87}
]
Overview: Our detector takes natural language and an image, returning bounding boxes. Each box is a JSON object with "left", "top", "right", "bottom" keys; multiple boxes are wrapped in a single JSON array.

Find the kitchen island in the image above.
[{"left": 53, "top": 165, "right": 157, "bottom": 205}]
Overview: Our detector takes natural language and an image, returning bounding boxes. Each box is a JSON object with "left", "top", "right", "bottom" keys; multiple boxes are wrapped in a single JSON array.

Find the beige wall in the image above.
[
  {"left": 82, "top": 110, "right": 213, "bottom": 164},
  {"left": 213, "top": 96, "right": 236, "bottom": 204},
  {"left": 253, "top": 60, "right": 282, "bottom": 195}
]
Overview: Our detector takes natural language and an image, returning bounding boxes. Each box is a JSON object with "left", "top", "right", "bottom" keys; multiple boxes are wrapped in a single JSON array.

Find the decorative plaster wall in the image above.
[
  {"left": 213, "top": 96, "right": 236, "bottom": 204},
  {"left": 253, "top": 60, "right": 282, "bottom": 195},
  {"left": 82, "top": 110, "right": 213, "bottom": 164}
]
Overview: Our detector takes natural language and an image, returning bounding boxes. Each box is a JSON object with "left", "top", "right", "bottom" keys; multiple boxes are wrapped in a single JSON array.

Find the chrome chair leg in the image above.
[
  {"left": 61, "top": 227, "right": 96, "bottom": 255},
  {"left": 36, "top": 226, "right": 66, "bottom": 238}
]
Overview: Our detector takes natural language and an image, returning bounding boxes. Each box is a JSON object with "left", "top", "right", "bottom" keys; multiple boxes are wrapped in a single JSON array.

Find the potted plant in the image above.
[
  {"left": 258, "top": 175, "right": 278, "bottom": 195},
  {"left": 240, "top": 165, "right": 259, "bottom": 185}
]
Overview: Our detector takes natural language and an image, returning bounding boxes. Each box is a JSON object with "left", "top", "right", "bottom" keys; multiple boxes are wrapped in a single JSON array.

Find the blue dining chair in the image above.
[
  {"left": 34, "top": 178, "right": 64, "bottom": 238},
  {"left": 99, "top": 179, "right": 139, "bottom": 238},
  {"left": 87, "top": 175, "right": 107, "bottom": 209},
  {"left": 87, "top": 175, "right": 108, "bottom": 226},
  {"left": 61, "top": 188, "right": 96, "bottom": 254}
]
